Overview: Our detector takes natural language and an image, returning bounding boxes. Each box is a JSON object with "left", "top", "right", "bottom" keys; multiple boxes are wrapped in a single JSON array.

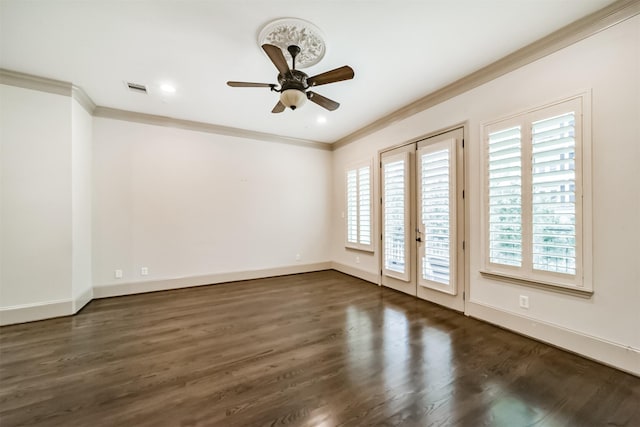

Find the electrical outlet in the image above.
[
  {"left": 141, "top": 267, "right": 149, "bottom": 276},
  {"left": 519, "top": 295, "right": 529, "bottom": 309},
  {"left": 115, "top": 269, "right": 123, "bottom": 279},
  {"left": 356, "top": 256, "right": 360, "bottom": 264},
  {"left": 295, "top": 254, "right": 301, "bottom": 261}
]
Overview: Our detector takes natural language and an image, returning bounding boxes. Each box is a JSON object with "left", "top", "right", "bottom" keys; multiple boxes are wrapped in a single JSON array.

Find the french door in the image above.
[{"left": 380, "top": 128, "right": 465, "bottom": 311}]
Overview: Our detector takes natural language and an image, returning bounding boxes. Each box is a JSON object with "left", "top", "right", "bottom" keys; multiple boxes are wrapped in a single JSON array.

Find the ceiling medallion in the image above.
[{"left": 258, "top": 18, "right": 325, "bottom": 69}]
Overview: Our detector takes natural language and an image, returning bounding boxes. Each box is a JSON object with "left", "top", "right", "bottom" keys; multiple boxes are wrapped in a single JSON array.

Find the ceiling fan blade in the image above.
[
  {"left": 227, "top": 81, "right": 274, "bottom": 88},
  {"left": 308, "top": 66, "right": 354, "bottom": 87},
  {"left": 272, "top": 101, "right": 285, "bottom": 113},
  {"left": 307, "top": 91, "right": 340, "bottom": 111},
  {"left": 262, "top": 44, "right": 290, "bottom": 75}
]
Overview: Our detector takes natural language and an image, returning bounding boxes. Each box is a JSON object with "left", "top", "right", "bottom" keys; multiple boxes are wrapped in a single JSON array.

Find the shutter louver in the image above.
[
  {"left": 488, "top": 126, "right": 523, "bottom": 267},
  {"left": 531, "top": 112, "right": 576, "bottom": 275},
  {"left": 383, "top": 159, "right": 406, "bottom": 274}
]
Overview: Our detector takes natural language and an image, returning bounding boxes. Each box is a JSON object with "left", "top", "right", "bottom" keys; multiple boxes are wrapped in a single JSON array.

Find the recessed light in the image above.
[
  {"left": 317, "top": 116, "right": 327, "bottom": 124},
  {"left": 160, "top": 83, "right": 176, "bottom": 94}
]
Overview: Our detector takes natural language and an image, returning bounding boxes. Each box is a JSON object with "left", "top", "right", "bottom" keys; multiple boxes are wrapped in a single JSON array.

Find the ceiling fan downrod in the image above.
[{"left": 288, "top": 45, "right": 301, "bottom": 70}]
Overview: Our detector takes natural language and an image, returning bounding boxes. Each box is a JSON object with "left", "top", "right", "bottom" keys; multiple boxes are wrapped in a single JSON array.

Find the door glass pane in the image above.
[
  {"left": 383, "top": 159, "right": 406, "bottom": 274},
  {"left": 421, "top": 148, "right": 450, "bottom": 285}
]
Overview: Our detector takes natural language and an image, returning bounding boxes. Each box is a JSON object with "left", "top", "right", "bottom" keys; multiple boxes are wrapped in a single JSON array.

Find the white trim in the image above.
[
  {"left": 73, "top": 287, "right": 94, "bottom": 313},
  {"left": 0, "top": 68, "right": 71, "bottom": 96},
  {"left": 93, "top": 107, "right": 330, "bottom": 151},
  {"left": 465, "top": 300, "right": 640, "bottom": 377},
  {"left": 1, "top": 265, "right": 331, "bottom": 325},
  {"left": 93, "top": 262, "right": 332, "bottom": 298},
  {"left": 72, "top": 85, "right": 96, "bottom": 114},
  {"left": 479, "top": 270, "right": 593, "bottom": 297},
  {"left": 0, "top": 299, "right": 73, "bottom": 326},
  {"left": 331, "top": 262, "right": 380, "bottom": 285}
]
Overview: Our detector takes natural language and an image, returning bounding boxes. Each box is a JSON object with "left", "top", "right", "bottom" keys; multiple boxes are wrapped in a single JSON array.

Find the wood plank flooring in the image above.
[{"left": 1, "top": 270, "right": 639, "bottom": 426}]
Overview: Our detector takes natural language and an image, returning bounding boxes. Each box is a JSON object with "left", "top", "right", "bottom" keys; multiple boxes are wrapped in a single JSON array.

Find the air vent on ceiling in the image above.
[{"left": 126, "top": 82, "right": 147, "bottom": 94}]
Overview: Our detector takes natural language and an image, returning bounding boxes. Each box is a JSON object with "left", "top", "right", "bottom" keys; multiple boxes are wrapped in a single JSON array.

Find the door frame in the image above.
[{"left": 378, "top": 122, "right": 469, "bottom": 312}]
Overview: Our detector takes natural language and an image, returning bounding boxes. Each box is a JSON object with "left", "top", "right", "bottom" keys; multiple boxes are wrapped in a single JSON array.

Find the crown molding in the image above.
[
  {"left": 93, "top": 107, "right": 331, "bottom": 151},
  {"left": 332, "top": 0, "right": 640, "bottom": 150},
  {"left": 1, "top": 68, "right": 96, "bottom": 115},
  {"left": 72, "top": 85, "right": 96, "bottom": 114},
  {"left": 0, "top": 68, "right": 71, "bottom": 96}
]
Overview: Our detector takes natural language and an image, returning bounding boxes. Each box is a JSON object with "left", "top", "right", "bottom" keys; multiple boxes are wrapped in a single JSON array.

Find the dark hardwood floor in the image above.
[{"left": 1, "top": 270, "right": 638, "bottom": 427}]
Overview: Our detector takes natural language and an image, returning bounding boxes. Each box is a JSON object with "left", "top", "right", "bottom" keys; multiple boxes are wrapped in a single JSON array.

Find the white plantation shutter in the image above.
[
  {"left": 346, "top": 169, "right": 358, "bottom": 244},
  {"left": 488, "top": 126, "right": 523, "bottom": 267},
  {"left": 345, "top": 162, "right": 373, "bottom": 250},
  {"left": 531, "top": 112, "right": 576, "bottom": 274},
  {"left": 482, "top": 95, "right": 588, "bottom": 291},
  {"left": 382, "top": 154, "right": 409, "bottom": 279},
  {"left": 421, "top": 148, "right": 451, "bottom": 284},
  {"left": 358, "top": 167, "right": 371, "bottom": 246}
]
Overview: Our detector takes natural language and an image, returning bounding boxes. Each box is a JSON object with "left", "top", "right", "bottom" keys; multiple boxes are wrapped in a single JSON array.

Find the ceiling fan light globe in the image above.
[{"left": 280, "top": 89, "right": 306, "bottom": 110}]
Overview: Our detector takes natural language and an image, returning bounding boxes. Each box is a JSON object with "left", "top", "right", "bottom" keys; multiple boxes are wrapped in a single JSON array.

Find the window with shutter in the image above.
[
  {"left": 345, "top": 161, "right": 373, "bottom": 251},
  {"left": 482, "top": 95, "right": 591, "bottom": 292}
]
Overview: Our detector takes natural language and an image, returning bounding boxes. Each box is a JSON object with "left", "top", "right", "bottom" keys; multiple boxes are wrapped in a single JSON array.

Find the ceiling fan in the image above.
[{"left": 227, "top": 44, "right": 355, "bottom": 113}]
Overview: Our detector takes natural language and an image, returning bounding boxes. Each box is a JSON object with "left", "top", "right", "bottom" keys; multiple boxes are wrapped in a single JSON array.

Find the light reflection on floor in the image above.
[
  {"left": 345, "top": 302, "right": 462, "bottom": 421},
  {"left": 382, "top": 306, "right": 411, "bottom": 413},
  {"left": 342, "top": 299, "right": 571, "bottom": 425}
]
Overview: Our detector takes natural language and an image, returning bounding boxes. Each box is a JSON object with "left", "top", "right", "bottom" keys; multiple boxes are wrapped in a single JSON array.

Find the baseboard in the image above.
[
  {"left": 93, "top": 262, "right": 332, "bottom": 299},
  {"left": 73, "top": 286, "right": 94, "bottom": 313},
  {"left": 465, "top": 300, "right": 640, "bottom": 377},
  {"left": 0, "top": 299, "right": 74, "bottom": 326},
  {"left": 331, "top": 262, "right": 380, "bottom": 285}
]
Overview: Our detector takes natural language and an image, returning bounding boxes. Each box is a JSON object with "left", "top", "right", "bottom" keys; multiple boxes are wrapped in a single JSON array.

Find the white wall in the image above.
[
  {"left": 92, "top": 117, "right": 332, "bottom": 291},
  {"left": 71, "top": 98, "right": 93, "bottom": 309},
  {"left": 0, "top": 84, "right": 72, "bottom": 309},
  {"left": 332, "top": 16, "right": 640, "bottom": 372}
]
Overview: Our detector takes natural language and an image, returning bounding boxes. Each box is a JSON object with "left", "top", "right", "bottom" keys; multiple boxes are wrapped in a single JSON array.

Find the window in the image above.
[
  {"left": 482, "top": 95, "right": 591, "bottom": 291},
  {"left": 346, "top": 161, "right": 372, "bottom": 250}
]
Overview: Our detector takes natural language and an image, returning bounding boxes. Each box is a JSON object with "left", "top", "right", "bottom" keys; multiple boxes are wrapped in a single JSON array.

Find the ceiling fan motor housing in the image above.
[
  {"left": 278, "top": 69, "right": 308, "bottom": 92},
  {"left": 278, "top": 69, "right": 309, "bottom": 110}
]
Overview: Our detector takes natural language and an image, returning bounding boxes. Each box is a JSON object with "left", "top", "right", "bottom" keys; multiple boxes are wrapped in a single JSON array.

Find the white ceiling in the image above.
[{"left": 0, "top": 0, "right": 616, "bottom": 143}]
